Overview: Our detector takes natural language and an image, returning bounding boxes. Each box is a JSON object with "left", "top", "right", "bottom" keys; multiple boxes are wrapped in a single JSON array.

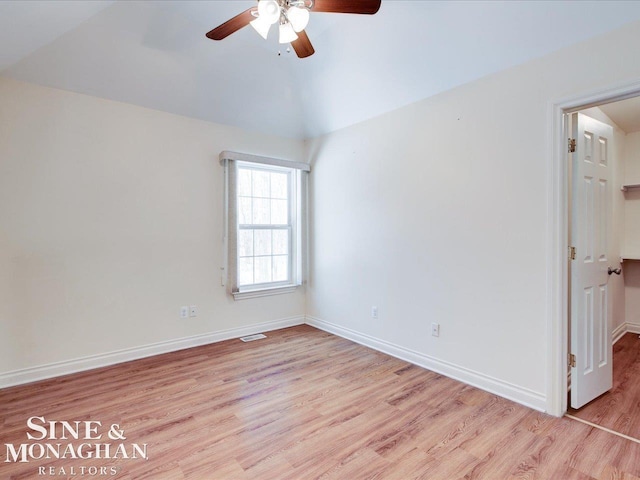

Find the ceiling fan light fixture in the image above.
[
  {"left": 286, "top": 6, "right": 310, "bottom": 32},
  {"left": 207, "top": 0, "right": 382, "bottom": 58},
  {"left": 257, "top": 0, "right": 281, "bottom": 25},
  {"left": 250, "top": 16, "right": 272, "bottom": 39},
  {"left": 278, "top": 22, "right": 298, "bottom": 44}
]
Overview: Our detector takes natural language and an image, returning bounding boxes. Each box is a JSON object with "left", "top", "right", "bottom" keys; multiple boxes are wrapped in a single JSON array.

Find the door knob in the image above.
[{"left": 608, "top": 266, "right": 622, "bottom": 275}]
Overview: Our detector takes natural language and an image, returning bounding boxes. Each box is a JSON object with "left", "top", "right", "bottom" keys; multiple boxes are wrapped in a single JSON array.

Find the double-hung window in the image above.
[{"left": 220, "top": 151, "right": 309, "bottom": 299}]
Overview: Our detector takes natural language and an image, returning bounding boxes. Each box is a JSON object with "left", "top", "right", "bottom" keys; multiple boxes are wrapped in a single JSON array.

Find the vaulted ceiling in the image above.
[{"left": 2, "top": 1, "right": 640, "bottom": 139}]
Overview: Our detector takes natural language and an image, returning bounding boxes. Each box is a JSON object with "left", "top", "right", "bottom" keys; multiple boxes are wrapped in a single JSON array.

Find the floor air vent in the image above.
[{"left": 239, "top": 333, "right": 267, "bottom": 342}]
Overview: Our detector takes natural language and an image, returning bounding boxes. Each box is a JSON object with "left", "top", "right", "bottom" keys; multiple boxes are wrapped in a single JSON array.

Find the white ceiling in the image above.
[
  {"left": 2, "top": 1, "right": 640, "bottom": 139},
  {"left": 600, "top": 96, "right": 640, "bottom": 134}
]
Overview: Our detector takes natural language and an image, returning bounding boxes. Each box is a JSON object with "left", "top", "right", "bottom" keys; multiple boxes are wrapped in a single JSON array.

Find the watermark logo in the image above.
[{"left": 4, "top": 416, "right": 148, "bottom": 476}]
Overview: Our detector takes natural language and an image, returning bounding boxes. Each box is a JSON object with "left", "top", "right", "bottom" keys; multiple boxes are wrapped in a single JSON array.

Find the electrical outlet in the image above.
[
  {"left": 189, "top": 305, "right": 197, "bottom": 317},
  {"left": 180, "top": 306, "right": 189, "bottom": 319},
  {"left": 371, "top": 306, "right": 378, "bottom": 319},
  {"left": 431, "top": 323, "right": 440, "bottom": 337}
]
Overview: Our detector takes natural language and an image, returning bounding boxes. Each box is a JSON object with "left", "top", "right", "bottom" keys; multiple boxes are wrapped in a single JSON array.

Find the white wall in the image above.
[
  {"left": 623, "top": 132, "right": 640, "bottom": 257},
  {"left": 306, "top": 21, "right": 640, "bottom": 411},
  {"left": 0, "top": 77, "right": 306, "bottom": 377},
  {"left": 625, "top": 264, "right": 640, "bottom": 328},
  {"left": 0, "top": 238, "right": 15, "bottom": 372},
  {"left": 623, "top": 132, "right": 640, "bottom": 183},
  {"left": 623, "top": 131, "right": 640, "bottom": 327}
]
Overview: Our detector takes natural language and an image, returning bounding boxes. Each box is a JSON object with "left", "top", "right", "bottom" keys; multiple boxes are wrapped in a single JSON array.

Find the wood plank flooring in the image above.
[
  {"left": 2, "top": 325, "right": 640, "bottom": 479},
  {"left": 569, "top": 332, "right": 640, "bottom": 440}
]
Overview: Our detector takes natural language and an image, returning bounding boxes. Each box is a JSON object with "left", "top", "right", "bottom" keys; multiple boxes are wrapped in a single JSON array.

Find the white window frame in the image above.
[{"left": 220, "top": 151, "right": 309, "bottom": 300}]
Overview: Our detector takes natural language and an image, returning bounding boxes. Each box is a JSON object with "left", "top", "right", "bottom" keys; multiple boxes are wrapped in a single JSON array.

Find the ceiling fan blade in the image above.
[
  {"left": 291, "top": 30, "right": 315, "bottom": 58},
  {"left": 206, "top": 8, "right": 255, "bottom": 40},
  {"left": 311, "top": 0, "right": 381, "bottom": 14}
]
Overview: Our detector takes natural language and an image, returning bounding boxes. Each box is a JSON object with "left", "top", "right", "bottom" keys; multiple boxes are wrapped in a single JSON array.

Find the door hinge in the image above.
[
  {"left": 568, "top": 138, "right": 576, "bottom": 153},
  {"left": 569, "top": 353, "right": 576, "bottom": 368},
  {"left": 569, "top": 246, "right": 576, "bottom": 260}
]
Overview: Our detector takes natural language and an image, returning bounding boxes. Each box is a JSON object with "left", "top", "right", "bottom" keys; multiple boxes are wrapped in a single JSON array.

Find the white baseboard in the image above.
[
  {"left": 613, "top": 322, "right": 640, "bottom": 344},
  {"left": 0, "top": 316, "right": 305, "bottom": 389},
  {"left": 305, "top": 315, "right": 547, "bottom": 412},
  {"left": 612, "top": 323, "right": 627, "bottom": 344},
  {"left": 626, "top": 322, "right": 640, "bottom": 335},
  {"left": 7, "top": 314, "right": 636, "bottom": 409}
]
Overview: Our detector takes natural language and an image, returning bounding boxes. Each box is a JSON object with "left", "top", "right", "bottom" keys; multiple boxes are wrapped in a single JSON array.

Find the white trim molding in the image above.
[
  {"left": 0, "top": 316, "right": 305, "bottom": 389},
  {"left": 613, "top": 322, "right": 640, "bottom": 344},
  {"left": 233, "top": 285, "right": 299, "bottom": 300},
  {"left": 219, "top": 150, "right": 311, "bottom": 172},
  {"left": 627, "top": 322, "right": 640, "bottom": 335},
  {"left": 306, "top": 316, "right": 547, "bottom": 412},
  {"left": 612, "top": 323, "right": 627, "bottom": 344}
]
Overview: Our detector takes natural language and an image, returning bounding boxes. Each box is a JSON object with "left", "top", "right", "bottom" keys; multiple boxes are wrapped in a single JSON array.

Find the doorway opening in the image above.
[
  {"left": 566, "top": 96, "right": 640, "bottom": 439},
  {"left": 550, "top": 82, "right": 640, "bottom": 433}
]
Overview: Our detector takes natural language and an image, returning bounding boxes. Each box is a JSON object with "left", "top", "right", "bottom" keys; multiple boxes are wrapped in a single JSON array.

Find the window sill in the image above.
[{"left": 232, "top": 285, "right": 298, "bottom": 300}]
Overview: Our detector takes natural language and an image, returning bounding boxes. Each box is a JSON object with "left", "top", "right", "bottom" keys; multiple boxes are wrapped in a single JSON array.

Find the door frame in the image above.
[{"left": 547, "top": 79, "right": 640, "bottom": 417}]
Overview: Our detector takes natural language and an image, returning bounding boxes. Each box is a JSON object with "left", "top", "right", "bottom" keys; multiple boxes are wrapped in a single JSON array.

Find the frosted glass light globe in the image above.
[
  {"left": 258, "top": 0, "right": 281, "bottom": 25},
  {"left": 287, "top": 6, "right": 309, "bottom": 32},
  {"left": 279, "top": 22, "right": 298, "bottom": 44}
]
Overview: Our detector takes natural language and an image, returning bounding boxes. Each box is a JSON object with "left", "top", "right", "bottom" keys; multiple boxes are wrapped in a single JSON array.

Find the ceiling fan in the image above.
[{"left": 206, "top": 0, "right": 382, "bottom": 58}]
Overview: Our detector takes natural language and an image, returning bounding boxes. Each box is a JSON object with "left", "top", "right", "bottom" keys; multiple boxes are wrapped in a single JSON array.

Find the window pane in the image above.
[
  {"left": 254, "top": 229, "right": 272, "bottom": 256},
  {"left": 273, "top": 255, "right": 289, "bottom": 282},
  {"left": 255, "top": 256, "right": 272, "bottom": 284},
  {"left": 238, "top": 230, "right": 253, "bottom": 257},
  {"left": 272, "top": 229, "right": 288, "bottom": 255},
  {"left": 271, "top": 199, "right": 288, "bottom": 224},
  {"left": 238, "top": 257, "right": 254, "bottom": 286},
  {"left": 233, "top": 163, "right": 299, "bottom": 292},
  {"left": 252, "top": 198, "right": 270, "bottom": 224},
  {"left": 238, "top": 169, "right": 252, "bottom": 196},
  {"left": 271, "top": 173, "right": 288, "bottom": 199},
  {"left": 252, "top": 170, "right": 270, "bottom": 198},
  {"left": 238, "top": 197, "right": 252, "bottom": 225}
]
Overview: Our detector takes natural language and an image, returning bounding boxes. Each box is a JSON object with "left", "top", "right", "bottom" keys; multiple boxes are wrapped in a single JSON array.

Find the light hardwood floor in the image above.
[
  {"left": 569, "top": 332, "right": 640, "bottom": 440},
  {"left": 2, "top": 325, "right": 640, "bottom": 479}
]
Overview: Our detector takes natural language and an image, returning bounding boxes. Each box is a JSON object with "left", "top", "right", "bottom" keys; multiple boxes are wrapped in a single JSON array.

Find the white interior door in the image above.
[{"left": 570, "top": 112, "right": 614, "bottom": 409}]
